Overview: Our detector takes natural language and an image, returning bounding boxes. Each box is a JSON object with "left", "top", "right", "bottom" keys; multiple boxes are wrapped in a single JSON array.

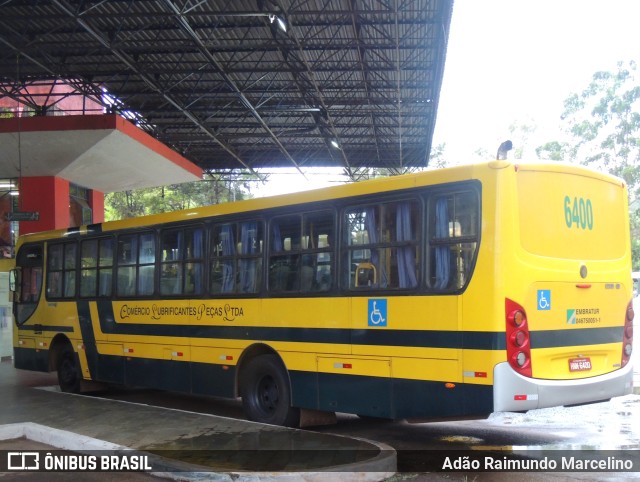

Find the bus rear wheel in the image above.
[
  {"left": 240, "top": 354, "right": 300, "bottom": 427},
  {"left": 57, "top": 347, "right": 81, "bottom": 393}
]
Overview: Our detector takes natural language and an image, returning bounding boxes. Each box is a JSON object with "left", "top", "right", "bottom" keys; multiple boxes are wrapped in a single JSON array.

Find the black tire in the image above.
[
  {"left": 240, "top": 354, "right": 300, "bottom": 427},
  {"left": 57, "top": 347, "right": 81, "bottom": 393}
]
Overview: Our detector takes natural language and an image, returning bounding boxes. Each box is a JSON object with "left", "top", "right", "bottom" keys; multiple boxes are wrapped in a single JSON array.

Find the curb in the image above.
[{"left": 0, "top": 422, "right": 395, "bottom": 482}]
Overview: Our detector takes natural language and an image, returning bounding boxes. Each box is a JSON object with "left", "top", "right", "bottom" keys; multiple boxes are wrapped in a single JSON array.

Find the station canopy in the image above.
[{"left": 0, "top": 0, "right": 453, "bottom": 180}]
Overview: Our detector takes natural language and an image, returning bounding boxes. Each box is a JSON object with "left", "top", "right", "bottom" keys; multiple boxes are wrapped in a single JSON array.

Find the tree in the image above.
[
  {"left": 104, "top": 172, "right": 254, "bottom": 221},
  {"left": 537, "top": 61, "right": 640, "bottom": 269},
  {"left": 427, "top": 142, "right": 448, "bottom": 169},
  {"left": 537, "top": 60, "right": 640, "bottom": 196}
]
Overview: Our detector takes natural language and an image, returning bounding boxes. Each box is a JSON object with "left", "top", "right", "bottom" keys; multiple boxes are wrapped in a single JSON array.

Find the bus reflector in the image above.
[
  {"left": 514, "top": 394, "right": 538, "bottom": 401},
  {"left": 445, "top": 383, "right": 456, "bottom": 389},
  {"left": 334, "top": 363, "right": 352, "bottom": 369},
  {"left": 124, "top": 348, "right": 134, "bottom": 354},
  {"left": 463, "top": 371, "right": 487, "bottom": 378},
  {"left": 505, "top": 298, "right": 532, "bottom": 377},
  {"left": 172, "top": 352, "right": 183, "bottom": 357},
  {"left": 219, "top": 355, "right": 233, "bottom": 361}
]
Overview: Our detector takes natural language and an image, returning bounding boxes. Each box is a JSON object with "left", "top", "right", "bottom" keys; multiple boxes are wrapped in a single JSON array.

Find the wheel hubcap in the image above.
[
  {"left": 61, "top": 359, "right": 75, "bottom": 385},
  {"left": 257, "top": 375, "right": 279, "bottom": 413}
]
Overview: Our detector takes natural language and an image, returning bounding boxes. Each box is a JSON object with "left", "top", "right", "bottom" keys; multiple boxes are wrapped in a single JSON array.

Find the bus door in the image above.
[{"left": 11, "top": 244, "right": 44, "bottom": 370}]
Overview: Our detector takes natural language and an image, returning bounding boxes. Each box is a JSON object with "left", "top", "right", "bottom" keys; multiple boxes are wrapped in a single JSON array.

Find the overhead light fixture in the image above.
[
  {"left": 9, "top": 191, "right": 19, "bottom": 196},
  {"left": 330, "top": 139, "right": 340, "bottom": 149},
  {"left": 218, "top": 12, "right": 289, "bottom": 33},
  {"left": 269, "top": 14, "right": 288, "bottom": 33}
]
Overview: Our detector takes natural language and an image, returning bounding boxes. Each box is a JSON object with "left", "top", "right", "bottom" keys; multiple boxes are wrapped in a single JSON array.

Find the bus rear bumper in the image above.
[{"left": 493, "top": 362, "right": 634, "bottom": 412}]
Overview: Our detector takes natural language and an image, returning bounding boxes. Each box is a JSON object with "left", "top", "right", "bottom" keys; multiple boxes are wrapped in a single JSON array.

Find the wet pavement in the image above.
[{"left": 0, "top": 361, "right": 395, "bottom": 480}]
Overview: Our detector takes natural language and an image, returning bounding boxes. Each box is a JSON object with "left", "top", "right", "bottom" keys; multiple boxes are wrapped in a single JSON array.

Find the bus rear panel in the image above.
[{"left": 494, "top": 163, "right": 633, "bottom": 411}]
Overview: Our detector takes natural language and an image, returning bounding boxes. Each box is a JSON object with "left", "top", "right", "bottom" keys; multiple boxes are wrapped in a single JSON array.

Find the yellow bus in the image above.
[{"left": 10, "top": 160, "right": 634, "bottom": 427}]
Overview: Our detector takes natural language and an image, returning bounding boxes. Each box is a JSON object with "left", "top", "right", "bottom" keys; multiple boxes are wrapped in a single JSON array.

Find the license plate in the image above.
[{"left": 569, "top": 357, "right": 592, "bottom": 372}]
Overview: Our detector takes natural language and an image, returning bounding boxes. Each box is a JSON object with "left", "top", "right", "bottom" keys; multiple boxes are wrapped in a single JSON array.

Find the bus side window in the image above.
[
  {"left": 47, "top": 244, "right": 64, "bottom": 298},
  {"left": 138, "top": 233, "right": 156, "bottom": 296},
  {"left": 80, "top": 239, "right": 98, "bottom": 297},
  {"left": 46, "top": 242, "right": 77, "bottom": 299},
  {"left": 268, "top": 211, "right": 334, "bottom": 294},
  {"left": 80, "top": 237, "right": 114, "bottom": 298},
  {"left": 117, "top": 235, "right": 138, "bottom": 297},
  {"left": 343, "top": 207, "right": 378, "bottom": 289},
  {"left": 302, "top": 211, "right": 334, "bottom": 292},
  {"left": 98, "top": 238, "right": 114, "bottom": 297},
  {"left": 160, "top": 230, "right": 184, "bottom": 295},
  {"left": 211, "top": 221, "right": 262, "bottom": 295},
  {"left": 344, "top": 200, "right": 419, "bottom": 290},
  {"left": 161, "top": 226, "right": 204, "bottom": 296},
  {"left": 211, "top": 223, "right": 237, "bottom": 294},
  {"left": 117, "top": 233, "right": 155, "bottom": 297},
  {"left": 184, "top": 227, "right": 204, "bottom": 295},
  {"left": 237, "top": 221, "right": 262, "bottom": 294},
  {"left": 429, "top": 191, "right": 479, "bottom": 291},
  {"left": 269, "top": 215, "right": 300, "bottom": 292}
]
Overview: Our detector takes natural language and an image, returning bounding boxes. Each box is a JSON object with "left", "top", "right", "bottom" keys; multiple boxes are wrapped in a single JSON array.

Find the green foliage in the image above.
[
  {"left": 535, "top": 140, "right": 570, "bottom": 161},
  {"left": 104, "top": 173, "right": 253, "bottom": 221},
  {"left": 542, "top": 61, "right": 640, "bottom": 194},
  {"left": 538, "top": 60, "right": 640, "bottom": 268},
  {"left": 632, "top": 211, "right": 640, "bottom": 271},
  {"left": 428, "top": 142, "right": 448, "bottom": 168}
]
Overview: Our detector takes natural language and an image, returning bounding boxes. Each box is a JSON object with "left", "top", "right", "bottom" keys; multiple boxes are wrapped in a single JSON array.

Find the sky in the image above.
[
  {"left": 257, "top": 0, "right": 640, "bottom": 196},
  {"left": 434, "top": 0, "right": 640, "bottom": 161}
]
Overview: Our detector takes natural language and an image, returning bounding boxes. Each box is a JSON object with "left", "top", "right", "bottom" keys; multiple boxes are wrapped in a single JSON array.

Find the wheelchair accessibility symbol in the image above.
[
  {"left": 368, "top": 299, "right": 387, "bottom": 327},
  {"left": 537, "top": 290, "right": 551, "bottom": 311}
]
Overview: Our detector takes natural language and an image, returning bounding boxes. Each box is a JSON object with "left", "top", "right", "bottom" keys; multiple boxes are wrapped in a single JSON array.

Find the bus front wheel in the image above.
[
  {"left": 57, "top": 347, "right": 81, "bottom": 393},
  {"left": 240, "top": 354, "right": 300, "bottom": 427}
]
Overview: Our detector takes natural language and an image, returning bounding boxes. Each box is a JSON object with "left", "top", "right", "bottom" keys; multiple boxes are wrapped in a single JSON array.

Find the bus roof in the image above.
[{"left": 16, "top": 160, "right": 624, "bottom": 244}]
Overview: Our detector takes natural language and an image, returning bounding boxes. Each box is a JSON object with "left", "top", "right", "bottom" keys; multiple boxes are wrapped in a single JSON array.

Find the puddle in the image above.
[{"left": 140, "top": 430, "right": 381, "bottom": 471}]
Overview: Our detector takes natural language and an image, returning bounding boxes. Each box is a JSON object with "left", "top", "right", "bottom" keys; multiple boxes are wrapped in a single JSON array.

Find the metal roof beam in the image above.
[
  {"left": 159, "top": 0, "right": 305, "bottom": 178},
  {"left": 49, "top": 0, "right": 263, "bottom": 179}
]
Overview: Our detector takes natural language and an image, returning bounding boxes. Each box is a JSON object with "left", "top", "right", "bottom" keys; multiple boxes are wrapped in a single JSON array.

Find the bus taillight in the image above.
[
  {"left": 622, "top": 301, "right": 634, "bottom": 367},
  {"left": 505, "top": 299, "right": 532, "bottom": 377}
]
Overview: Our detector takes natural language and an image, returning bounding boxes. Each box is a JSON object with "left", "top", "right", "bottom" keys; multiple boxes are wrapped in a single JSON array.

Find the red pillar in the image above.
[
  {"left": 89, "top": 188, "right": 105, "bottom": 224},
  {"left": 19, "top": 176, "right": 70, "bottom": 235}
]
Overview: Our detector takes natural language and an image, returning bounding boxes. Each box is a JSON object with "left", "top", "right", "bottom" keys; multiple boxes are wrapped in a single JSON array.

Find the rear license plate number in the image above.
[{"left": 569, "top": 357, "right": 592, "bottom": 372}]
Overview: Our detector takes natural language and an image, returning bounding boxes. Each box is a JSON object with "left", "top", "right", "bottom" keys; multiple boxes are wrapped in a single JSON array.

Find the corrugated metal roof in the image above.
[{"left": 0, "top": 0, "right": 453, "bottom": 178}]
